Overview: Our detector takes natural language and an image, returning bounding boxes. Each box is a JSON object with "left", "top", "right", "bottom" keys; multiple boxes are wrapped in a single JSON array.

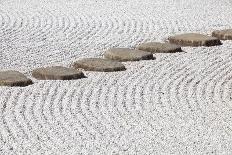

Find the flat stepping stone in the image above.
[
  {"left": 73, "top": 58, "right": 126, "bottom": 72},
  {"left": 0, "top": 71, "right": 33, "bottom": 87},
  {"left": 168, "top": 33, "right": 222, "bottom": 46},
  {"left": 137, "top": 42, "right": 182, "bottom": 53},
  {"left": 32, "top": 66, "right": 85, "bottom": 80},
  {"left": 212, "top": 29, "right": 232, "bottom": 40},
  {"left": 104, "top": 48, "right": 154, "bottom": 61}
]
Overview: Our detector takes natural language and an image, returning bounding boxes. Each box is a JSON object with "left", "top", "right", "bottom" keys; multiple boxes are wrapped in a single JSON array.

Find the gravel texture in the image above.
[{"left": 1, "top": 0, "right": 232, "bottom": 154}]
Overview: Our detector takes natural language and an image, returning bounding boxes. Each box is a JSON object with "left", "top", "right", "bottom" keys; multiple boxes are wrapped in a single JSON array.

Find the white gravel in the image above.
[{"left": 1, "top": 0, "right": 232, "bottom": 154}]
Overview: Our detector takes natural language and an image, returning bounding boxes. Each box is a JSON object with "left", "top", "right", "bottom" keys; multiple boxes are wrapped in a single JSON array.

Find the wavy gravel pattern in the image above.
[{"left": 1, "top": 0, "right": 232, "bottom": 154}]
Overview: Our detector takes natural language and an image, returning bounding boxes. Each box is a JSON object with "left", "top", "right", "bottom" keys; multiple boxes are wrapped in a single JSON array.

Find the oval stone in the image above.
[
  {"left": 73, "top": 58, "right": 126, "bottom": 72},
  {"left": 0, "top": 71, "right": 33, "bottom": 87},
  {"left": 32, "top": 66, "right": 85, "bottom": 80},
  {"left": 104, "top": 48, "right": 154, "bottom": 61},
  {"left": 137, "top": 42, "right": 182, "bottom": 53},
  {"left": 212, "top": 29, "right": 232, "bottom": 40},
  {"left": 168, "top": 33, "right": 222, "bottom": 46}
]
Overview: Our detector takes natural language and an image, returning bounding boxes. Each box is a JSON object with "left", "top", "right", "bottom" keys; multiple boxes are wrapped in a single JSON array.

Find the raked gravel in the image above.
[{"left": 1, "top": 0, "right": 232, "bottom": 154}]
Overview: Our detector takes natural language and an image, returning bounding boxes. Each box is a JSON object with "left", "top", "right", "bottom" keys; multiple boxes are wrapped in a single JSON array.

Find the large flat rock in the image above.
[
  {"left": 104, "top": 48, "right": 154, "bottom": 61},
  {"left": 137, "top": 42, "right": 182, "bottom": 53},
  {"left": 168, "top": 33, "right": 222, "bottom": 46},
  {"left": 32, "top": 66, "right": 85, "bottom": 80},
  {"left": 0, "top": 71, "right": 33, "bottom": 87},
  {"left": 212, "top": 29, "right": 232, "bottom": 40},
  {"left": 73, "top": 58, "right": 126, "bottom": 72}
]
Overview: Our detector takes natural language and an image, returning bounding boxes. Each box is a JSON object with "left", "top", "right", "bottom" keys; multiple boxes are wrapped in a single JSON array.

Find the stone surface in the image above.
[
  {"left": 0, "top": 71, "right": 33, "bottom": 87},
  {"left": 73, "top": 58, "right": 126, "bottom": 72},
  {"left": 212, "top": 29, "right": 232, "bottom": 40},
  {"left": 168, "top": 33, "right": 222, "bottom": 46},
  {"left": 137, "top": 42, "right": 182, "bottom": 53},
  {"left": 32, "top": 66, "right": 85, "bottom": 80},
  {"left": 104, "top": 48, "right": 154, "bottom": 61}
]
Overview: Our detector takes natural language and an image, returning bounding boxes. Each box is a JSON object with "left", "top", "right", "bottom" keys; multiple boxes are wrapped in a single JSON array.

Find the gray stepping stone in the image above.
[
  {"left": 104, "top": 48, "right": 154, "bottom": 61},
  {"left": 32, "top": 66, "right": 85, "bottom": 80},
  {"left": 212, "top": 29, "right": 232, "bottom": 40},
  {"left": 73, "top": 58, "right": 126, "bottom": 72},
  {"left": 0, "top": 71, "right": 33, "bottom": 87},
  {"left": 168, "top": 33, "right": 222, "bottom": 46},
  {"left": 137, "top": 42, "right": 182, "bottom": 53}
]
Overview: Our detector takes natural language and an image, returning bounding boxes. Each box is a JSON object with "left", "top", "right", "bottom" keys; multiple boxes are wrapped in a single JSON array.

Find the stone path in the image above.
[{"left": 0, "top": 33, "right": 227, "bottom": 86}]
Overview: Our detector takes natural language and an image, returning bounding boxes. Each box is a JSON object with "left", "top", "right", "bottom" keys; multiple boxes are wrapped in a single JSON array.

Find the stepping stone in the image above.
[
  {"left": 212, "top": 29, "right": 232, "bottom": 40},
  {"left": 168, "top": 33, "right": 222, "bottom": 46},
  {"left": 0, "top": 71, "right": 33, "bottom": 87},
  {"left": 73, "top": 58, "right": 126, "bottom": 72},
  {"left": 137, "top": 42, "right": 182, "bottom": 53},
  {"left": 104, "top": 48, "right": 154, "bottom": 61},
  {"left": 32, "top": 66, "right": 85, "bottom": 80}
]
